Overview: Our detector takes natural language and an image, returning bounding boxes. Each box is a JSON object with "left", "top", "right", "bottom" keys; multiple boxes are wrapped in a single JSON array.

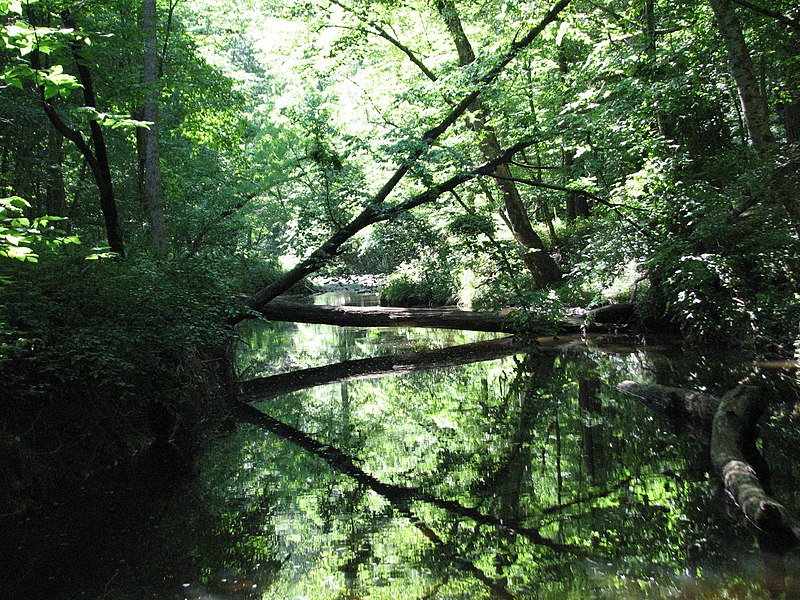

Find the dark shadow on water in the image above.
[{"left": 0, "top": 440, "right": 191, "bottom": 599}]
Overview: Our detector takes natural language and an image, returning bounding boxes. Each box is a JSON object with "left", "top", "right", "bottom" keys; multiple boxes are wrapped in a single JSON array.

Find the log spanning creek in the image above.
[{"left": 3, "top": 291, "right": 799, "bottom": 599}]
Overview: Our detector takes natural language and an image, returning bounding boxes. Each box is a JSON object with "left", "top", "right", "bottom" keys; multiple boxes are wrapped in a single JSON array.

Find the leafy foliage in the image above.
[
  {"left": 0, "top": 195, "right": 78, "bottom": 266},
  {"left": 379, "top": 257, "right": 456, "bottom": 307},
  {"left": 0, "top": 252, "right": 237, "bottom": 508}
]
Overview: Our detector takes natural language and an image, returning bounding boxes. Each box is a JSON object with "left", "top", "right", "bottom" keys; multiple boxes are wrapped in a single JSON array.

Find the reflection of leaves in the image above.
[{"left": 227, "top": 321, "right": 778, "bottom": 596}]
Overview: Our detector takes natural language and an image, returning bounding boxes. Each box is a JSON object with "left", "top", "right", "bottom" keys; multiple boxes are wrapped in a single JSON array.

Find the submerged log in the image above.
[
  {"left": 616, "top": 380, "right": 719, "bottom": 440},
  {"left": 710, "top": 385, "right": 797, "bottom": 551},
  {"left": 618, "top": 379, "right": 798, "bottom": 591},
  {"left": 241, "top": 336, "right": 522, "bottom": 401}
]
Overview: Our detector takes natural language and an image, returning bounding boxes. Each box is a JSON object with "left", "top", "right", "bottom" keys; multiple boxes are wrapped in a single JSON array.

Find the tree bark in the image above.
[
  {"left": 779, "top": 29, "right": 800, "bottom": 144},
  {"left": 708, "top": 0, "right": 775, "bottom": 159},
  {"left": 436, "top": 0, "right": 562, "bottom": 289},
  {"left": 710, "top": 386, "right": 796, "bottom": 546},
  {"left": 253, "top": 301, "right": 519, "bottom": 333},
  {"left": 60, "top": 10, "right": 125, "bottom": 256},
  {"left": 140, "top": 0, "right": 167, "bottom": 257},
  {"left": 243, "top": 299, "right": 648, "bottom": 337}
]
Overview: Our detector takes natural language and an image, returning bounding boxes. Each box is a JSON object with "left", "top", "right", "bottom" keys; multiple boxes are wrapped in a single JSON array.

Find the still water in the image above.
[{"left": 2, "top": 293, "right": 799, "bottom": 598}]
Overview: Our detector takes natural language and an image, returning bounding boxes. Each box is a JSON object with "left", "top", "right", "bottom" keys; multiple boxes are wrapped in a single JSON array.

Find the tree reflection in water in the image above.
[
  {"left": 227, "top": 318, "right": 800, "bottom": 598},
  {"left": 2, "top": 316, "right": 798, "bottom": 599}
]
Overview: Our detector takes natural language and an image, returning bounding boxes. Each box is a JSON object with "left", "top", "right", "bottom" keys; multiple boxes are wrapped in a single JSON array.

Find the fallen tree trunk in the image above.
[
  {"left": 248, "top": 301, "right": 644, "bottom": 334},
  {"left": 241, "top": 336, "right": 521, "bottom": 401},
  {"left": 254, "top": 301, "right": 527, "bottom": 333}
]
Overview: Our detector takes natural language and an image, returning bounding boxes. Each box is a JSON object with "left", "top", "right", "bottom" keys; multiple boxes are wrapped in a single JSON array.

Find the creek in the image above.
[{"left": 2, "top": 292, "right": 799, "bottom": 599}]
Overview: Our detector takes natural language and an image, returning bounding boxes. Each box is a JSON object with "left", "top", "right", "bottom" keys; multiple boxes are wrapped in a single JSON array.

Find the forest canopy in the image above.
[
  {"left": 3, "top": 0, "right": 799, "bottom": 343},
  {"left": 1, "top": 0, "right": 799, "bottom": 506}
]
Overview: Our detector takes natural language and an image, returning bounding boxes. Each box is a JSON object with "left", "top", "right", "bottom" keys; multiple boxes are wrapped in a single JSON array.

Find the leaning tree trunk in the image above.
[
  {"left": 240, "top": 336, "right": 521, "bottom": 401},
  {"left": 436, "top": 0, "right": 561, "bottom": 289},
  {"left": 710, "top": 386, "right": 796, "bottom": 545}
]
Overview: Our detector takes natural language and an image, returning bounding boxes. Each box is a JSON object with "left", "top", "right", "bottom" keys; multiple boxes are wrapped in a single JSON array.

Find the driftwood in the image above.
[{"left": 241, "top": 336, "right": 522, "bottom": 401}]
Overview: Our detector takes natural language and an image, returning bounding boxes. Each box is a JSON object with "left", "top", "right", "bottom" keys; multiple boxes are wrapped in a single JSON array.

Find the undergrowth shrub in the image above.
[
  {"left": 0, "top": 251, "right": 238, "bottom": 512},
  {"left": 379, "top": 259, "right": 456, "bottom": 307}
]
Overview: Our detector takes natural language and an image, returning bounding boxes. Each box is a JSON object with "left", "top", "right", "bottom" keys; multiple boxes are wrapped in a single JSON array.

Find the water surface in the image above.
[{"left": 2, "top": 295, "right": 799, "bottom": 598}]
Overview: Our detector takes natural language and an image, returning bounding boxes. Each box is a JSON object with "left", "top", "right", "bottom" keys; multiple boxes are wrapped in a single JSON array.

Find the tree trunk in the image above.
[
  {"left": 436, "top": 0, "right": 561, "bottom": 289},
  {"left": 244, "top": 299, "right": 649, "bottom": 337},
  {"left": 240, "top": 141, "right": 534, "bottom": 317},
  {"left": 617, "top": 380, "right": 719, "bottom": 440},
  {"left": 579, "top": 376, "right": 604, "bottom": 485},
  {"left": 779, "top": 30, "right": 800, "bottom": 144},
  {"left": 708, "top": 0, "right": 775, "bottom": 159},
  {"left": 780, "top": 97, "right": 800, "bottom": 144},
  {"left": 563, "top": 151, "right": 589, "bottom": 221},
  {"left": 557, "top": 44, "right": 590, "bottom": 223},
  {"left": 234, "top": 401, "right": 578, "bottom": 553},
  {"left": 140, "top": 0, "right": 167, "bottom": 257},
  {"left": 61, "top": 10, "right": 125, "bottom": 256},
  {"left": 710, "top": 385, "right": 796, "bottom": 546}
]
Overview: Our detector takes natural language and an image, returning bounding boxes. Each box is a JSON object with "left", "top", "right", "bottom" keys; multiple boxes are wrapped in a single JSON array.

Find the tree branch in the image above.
[
  {"left": 159, "top": 0, "right": 182, "bottom": 77},
  {"left": 328, "top": 0, "right": 439, "bottom": 81},
  {"left": 730, "top": 0, "right": 800, "bottom": 33}
]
